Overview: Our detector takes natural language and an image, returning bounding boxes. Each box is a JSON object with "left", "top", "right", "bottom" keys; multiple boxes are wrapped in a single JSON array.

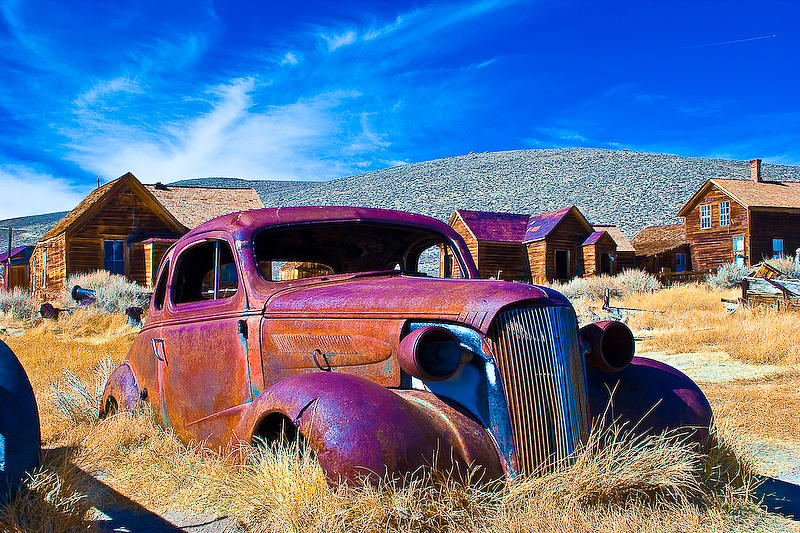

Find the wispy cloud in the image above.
[
  {"left": 0, "top": 164, "right": 88, "bottom": 219},
  {"left": 64, "top": 77, "right": 382, "bottom": 181},
  {"left": 321, "top": 30, "right": 357, "bottom": 51}
]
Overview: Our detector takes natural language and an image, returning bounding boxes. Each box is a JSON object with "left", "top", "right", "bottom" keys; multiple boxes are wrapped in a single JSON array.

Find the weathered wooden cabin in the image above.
[
  {"left": 29, "top": 172, "right": 263, "bottom": 301},
  {"left": 677, "top": 159, "right": 800, "bottom": 272},
  {"left": 443, "top": 207, "right": 632, "bottom": 282},
  {"left": 631, "top": 223, "right": 691, "bottom": 273},
  {"left": 0, "top": 246, "right": 34, "bottom": 290}
]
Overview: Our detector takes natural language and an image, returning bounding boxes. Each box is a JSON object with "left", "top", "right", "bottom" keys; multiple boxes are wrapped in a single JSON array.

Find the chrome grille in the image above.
[{"left": 489, "top": 306, "right": 588, "bottom": 473}]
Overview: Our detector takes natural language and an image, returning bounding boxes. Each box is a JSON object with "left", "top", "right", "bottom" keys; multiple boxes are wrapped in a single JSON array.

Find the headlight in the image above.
[{"left": 398, "top": 326, "right": 461, "bottom": 381}]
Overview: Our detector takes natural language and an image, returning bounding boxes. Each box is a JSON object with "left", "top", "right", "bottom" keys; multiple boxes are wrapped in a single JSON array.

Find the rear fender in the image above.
[
  {"left": 100, "top": 362, "right": 141, "bottom": 416},
  {"left": 236, "top": 372, "right": 502, "bottom": 484},
  {"left": 586, "top": 356, "right": 713, "bottom": 443}
]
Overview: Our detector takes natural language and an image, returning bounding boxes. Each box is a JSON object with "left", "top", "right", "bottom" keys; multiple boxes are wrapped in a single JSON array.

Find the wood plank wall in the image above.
[
  {"left": 527, "top": 241, "right": 547, "bottom": 283},
  {"left": 540, "top": 214, "right": 591, "bottom": 281},
  {"left": 749, "top": 210, "right": 800, "bottom": 264},
  {"left": 477, "top": 242, "right": 529, "bottom": 280},
  {"left": 684, "top": 186, "right": 748, "bottom": 272},
  {"left": 30, "top": 234, "right": 66, "bottom": 302}
]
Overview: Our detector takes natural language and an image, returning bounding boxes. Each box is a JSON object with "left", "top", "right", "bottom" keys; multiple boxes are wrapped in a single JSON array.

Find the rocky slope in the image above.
[{"left": 5, "top": 148, "right": 800, "bottom": 243}]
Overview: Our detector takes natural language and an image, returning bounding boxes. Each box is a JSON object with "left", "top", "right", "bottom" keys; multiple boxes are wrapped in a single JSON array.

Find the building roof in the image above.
[
  {"left": 41, "top": 177, "right": 123, "bottom": 240},
  {"left": 591, "top": 224, "right": 635, "bottom": 252},
  {"left": 144, "top": 183, "right": 264, "bottom": 229},
  {"left": 678, "top": 178, "right": 800, "bottom": 217},
  {"left": 0, "top": 245, "right": 33, "bottom": 265},
  {"left": 454, "top": 209, "right": 531, "bottom": 242},
  {"left": 630, "top": 223, "right": 687, "bottom": 256},
  {"left": 581, "top": 231, "right": 608, "bottom": 246},
  {"left": 524, "top": 206, "right": 584, "bottom": 242},
  {"left": 455, "top": 206, "right": 600, "bottom": 244}
]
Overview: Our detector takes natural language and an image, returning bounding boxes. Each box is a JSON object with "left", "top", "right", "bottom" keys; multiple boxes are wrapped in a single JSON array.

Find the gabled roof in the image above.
[
  {"left": 0, "top": 245, "right": 33, "bottom": 265},
  {"left": 631, "top": 223, "right": 687, "bottom": 256},
  {"left": 454, "top": 206, "right": 594, "bottom": 244},
  {"left": 581, "top": 231, "right": 611, "bottom": 246},
  {"left": 678, "top": 178, "right": 800, "bottom": 217},
  {"left": 454, "top": 209, "right": 531, "bottom": 242},
  {"left": 591, "top": 224, "right": 635, "bottom": 252},
  {"left": 144, "top": 184, "right": 264, "bottom": 229},
  {"left": 524, "top": 206, "right": 590, "bottom": 242}
]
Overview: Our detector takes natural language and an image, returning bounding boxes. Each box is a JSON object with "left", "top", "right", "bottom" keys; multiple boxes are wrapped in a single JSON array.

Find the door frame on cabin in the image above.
[{"left": 555, "top": 249, "right": 570, "bottom": 280}]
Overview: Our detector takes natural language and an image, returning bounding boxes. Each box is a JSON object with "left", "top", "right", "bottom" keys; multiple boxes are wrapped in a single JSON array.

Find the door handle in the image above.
[{"left": 152, "top": 338, "right": 167, "bottom": 365}]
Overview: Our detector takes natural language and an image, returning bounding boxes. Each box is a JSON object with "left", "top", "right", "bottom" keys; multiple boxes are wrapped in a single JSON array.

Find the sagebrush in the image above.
[
  {"left": 0, "top": 288, "right": 37, "bottom": 321},
  {"left": 59, "top": 270, "right": 148, "bottom": 314}
]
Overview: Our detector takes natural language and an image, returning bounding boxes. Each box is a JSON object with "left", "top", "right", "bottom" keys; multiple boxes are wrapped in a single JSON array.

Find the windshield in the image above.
[{"left": 253, "top": 221, "right": 463, "bottom": 281}]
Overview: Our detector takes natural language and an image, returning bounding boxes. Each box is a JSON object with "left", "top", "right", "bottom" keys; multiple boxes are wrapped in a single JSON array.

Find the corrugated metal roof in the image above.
[
  {"left": 0, "top": 245, "right": 33, "bottom": 264},
  {"left": 581, "top": 231, "right": 606, "bottom": 246},
  {"left": 523, "top": 206, "right": 575, "bottom": 242},
  {"left": 455, "top": 209, "right": 530, "bottom": 242}
]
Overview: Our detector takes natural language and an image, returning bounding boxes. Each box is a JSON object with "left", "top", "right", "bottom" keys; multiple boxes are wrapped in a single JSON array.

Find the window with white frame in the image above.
[
  {"left": 700, "top": 204, "right": 711, "bottom": 229},
  {"left": 719, "top": 201, "right": 730, "bottom": 226},
  {"left": 31, "top": 260, "right": 36, "bottom": 291},
  {"left": 773, "top": 238, "right": 784, "bottom": 259}
]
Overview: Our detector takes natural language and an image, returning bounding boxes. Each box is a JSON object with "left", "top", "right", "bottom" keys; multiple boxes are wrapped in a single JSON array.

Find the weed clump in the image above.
[
  {"left": 59, "top": 270, "right": 148, "bottom": 314},
  {"left": 0, "top": 288, "right": 37, "bottom": 321},
  {"left": 707, "top": 262, "right": 750, "bottom": 290},
  {"left": 548, "top": 269, "right": 661, "bottom": 301}
]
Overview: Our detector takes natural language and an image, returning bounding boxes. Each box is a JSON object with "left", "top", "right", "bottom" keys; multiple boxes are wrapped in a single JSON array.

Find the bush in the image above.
[
  {"left": 707, "top": 262, "right": 749, "bottom": 290},
  {"left": 762, "top": 256, "right": 800, "bottom": 279},
  {"left": 548, "top": 269, "right": 662, "bottom": 301},
  {"left": 59, "top": 270, "right": 148, "bottom": 314},
  {"left": 0, "top": 287, "right": 37, "bottom": 320}
]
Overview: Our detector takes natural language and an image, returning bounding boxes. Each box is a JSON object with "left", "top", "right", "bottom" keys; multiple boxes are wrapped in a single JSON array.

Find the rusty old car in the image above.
[{"left": 102, "top": 206, "right": 712, "bottom": 482}]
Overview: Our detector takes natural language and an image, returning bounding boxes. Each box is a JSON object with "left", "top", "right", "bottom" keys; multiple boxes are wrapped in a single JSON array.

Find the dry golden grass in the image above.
[
  {"left": 620, "top": 284, "right": 800, "bottom": 365},
  {"left": 0, "top": 308, "right": 788, "bottom": 532},
  {"left": 702, "top": 370, "right": 800, "bottom": 443}
]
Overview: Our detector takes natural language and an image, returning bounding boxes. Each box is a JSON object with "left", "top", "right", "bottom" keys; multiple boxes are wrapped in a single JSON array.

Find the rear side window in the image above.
[
  {"left": 171, "top": 240, "right": 238, "bottom": 304},
  {"left": 152, "top": 260, "right": 170, "bottom": 310}
]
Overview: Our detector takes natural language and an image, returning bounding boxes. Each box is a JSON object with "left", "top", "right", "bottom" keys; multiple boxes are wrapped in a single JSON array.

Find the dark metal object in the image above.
[
  {"left": 579, "top": 320, "right": 635, "bottom": 373},
  {"left": 0, "top": 339, "right": 41, "bottom": 498},
  {"left": 71, "top": 285, "right": 97, "bottom": 305},
  {"left": 101, "top": 206, "right": 713, "bottom": 483},
  {"left": 125, "top": 307, "right": 143, "bottom": 327},
  {"left": 40, "top": 302, "right": 60, "bottom": 320},
  {"left": 586, "top": 356, "right": 713, "bottom": 444}
]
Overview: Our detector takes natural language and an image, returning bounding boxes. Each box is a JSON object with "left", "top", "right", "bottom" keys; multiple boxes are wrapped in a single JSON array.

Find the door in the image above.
[
  {"left": 600, "top": 253, "right": 612, "bottom": 274},
  {"left": 161, "top": 237, "right": 253, "bottom": 443},
  {"left": 555, "top": 250, "right": 570, "bottom": 280},
  {"left": 675, "top": 253, "right": 687, "bottom": 273}
]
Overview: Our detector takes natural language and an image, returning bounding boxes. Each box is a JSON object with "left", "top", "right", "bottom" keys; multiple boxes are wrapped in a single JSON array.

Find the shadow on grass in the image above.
[{"left": 756, "top": 475, "right": 800, "bottom": 521}]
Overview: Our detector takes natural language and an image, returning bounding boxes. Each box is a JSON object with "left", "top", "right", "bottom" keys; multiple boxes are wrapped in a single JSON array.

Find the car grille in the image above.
[{"left": 489, "top": 305, "right": 588, "bottom": 474}]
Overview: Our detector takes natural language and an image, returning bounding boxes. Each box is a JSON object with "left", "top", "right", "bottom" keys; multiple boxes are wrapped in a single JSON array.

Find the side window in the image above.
[
  {"left": 152, "top": 260, "right": 170, "bottom": 310},
  {"left": 104, "top": 240, "right": 125, "bottom": 275},
  {"left": 172, "top": 240, "right": 239, "bottom": 304},
  {"left": 700, "top": 204, "right": 711, "bottom": 229}
]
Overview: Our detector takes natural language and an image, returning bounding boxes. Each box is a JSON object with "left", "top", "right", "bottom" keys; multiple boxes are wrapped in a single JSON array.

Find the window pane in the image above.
[
  {"left": 104, "top": 240, "right": 125, "bottom": 275},
  {"left": 153, "top": 260, "right": 170, "bottom": 310}
]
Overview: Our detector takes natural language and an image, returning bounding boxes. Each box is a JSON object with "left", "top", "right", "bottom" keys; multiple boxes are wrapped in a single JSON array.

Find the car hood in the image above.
[{"left": 259, "top": 272, "right": 568, "bottom": 333}]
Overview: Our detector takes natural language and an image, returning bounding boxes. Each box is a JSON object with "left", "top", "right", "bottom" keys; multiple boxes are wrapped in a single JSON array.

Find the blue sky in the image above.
[{"left": 1, "top": 0, "right": 798, "bottom": 218}]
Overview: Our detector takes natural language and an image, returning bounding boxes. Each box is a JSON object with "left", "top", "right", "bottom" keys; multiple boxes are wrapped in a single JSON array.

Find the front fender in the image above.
[
  {"left": 236, "top": 372, "right": 503, "bottom": 483},
  {"left": 100, "top": 362, "right": 141, "bottom": 416},
  {"left": 586, "top": 356, "right": 713, "bottom": 443},
  {"left": 0, "top": 339, "right": 40, "bottom": 496}
]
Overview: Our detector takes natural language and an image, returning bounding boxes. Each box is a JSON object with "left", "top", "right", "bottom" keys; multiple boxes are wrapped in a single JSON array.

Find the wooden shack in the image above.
[
  {"left": 445, "top": 206, "right": 628, "bottom": 283},
  {"left": 278, "top": 262, "right": 334, "bottom": 281},
  {"left": 631, "top": 223, "right": 691, "bottom": 273},
  {"left": 678, "top": 159, "right": 800, "bottom": 272},
  {"left": 0, "top": 246, "right": 33, "bottom": 290},
  {"left": 29, "top": 172, "right": 263, "bottom": 301}
]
